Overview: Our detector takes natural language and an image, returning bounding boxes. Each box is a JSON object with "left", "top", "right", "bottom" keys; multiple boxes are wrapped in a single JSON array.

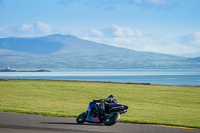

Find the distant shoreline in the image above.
[
  {"left": 0, "top": 70, "right": 199, "bottom": 86},
  {"left": 0, "top": 69, "right": 51, "bottom": 72}
]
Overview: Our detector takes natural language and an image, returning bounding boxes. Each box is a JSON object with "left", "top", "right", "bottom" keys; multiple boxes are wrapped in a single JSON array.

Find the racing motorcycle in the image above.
[{"left": 76, "top": 95, "right": 128, "bottom": 126}]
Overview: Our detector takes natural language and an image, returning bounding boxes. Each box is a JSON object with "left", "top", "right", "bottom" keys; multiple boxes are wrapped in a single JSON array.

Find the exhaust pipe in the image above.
[{"left": 119, "top": 110, "right": 127, "bottom": 114}]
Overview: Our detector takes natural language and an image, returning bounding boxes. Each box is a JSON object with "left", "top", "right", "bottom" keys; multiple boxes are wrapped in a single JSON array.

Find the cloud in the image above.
[
  {"left": 58, "top": 0, "right": 177, "bottom": 10},
  {"left": 18, "top": 21, "right": 51, "bottom": 34},
  {"left": 90, "top": 28, "right": 104, "bottom": 37},
  {"left": 192, "top": 32, "right": 200, "bottom": 45},
  {"left": 133, "top": 0, "right": 177, "bottom": 9},
  {"left": 0, "top": 26, "right": 6, "bottom": 32},
  {"left": 77, "top": 26, "right": 200, "bottom": 56},
  {"left": 0, "top": 21, "right": 52, "bottom": 37},
  {"left": 58, "top": 0, "right": 124, "bottom": 10},
  {"left": 34, "top": 21, "right": 51, "bottom": 34},
  {"left": 19, "top": 24, "right": 33, "bottom": 31},
  {"left": 178, "top": 32, "right": 200, "bottom": 46},
  {"left": 112, "top": 25, "right": 142, "bottom": 37},
  {"left": 80, "top": 25, "right": 148, "bottom": 49},
  {"left": 112, "top": 25, "right": 134, "bottom": 37},
  {"left": 83, "top": 0, "right": 122, "bottom": 10},
  {"left": 17, "top": 21, "right": 52, "bottom": 35},
  {"left": 88, "top": 25, "right": 143, "bottom": 38}
]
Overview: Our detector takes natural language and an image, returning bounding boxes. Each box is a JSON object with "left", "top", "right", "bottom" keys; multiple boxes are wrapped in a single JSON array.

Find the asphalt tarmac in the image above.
[{"left": 0, "top": 112, "right": 199, "bottom": 133}]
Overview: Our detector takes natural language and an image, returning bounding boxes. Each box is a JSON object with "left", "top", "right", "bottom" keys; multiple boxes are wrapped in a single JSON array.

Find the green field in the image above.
[{"left": 0, "top": 79, "right": 199, "bottom": 128}]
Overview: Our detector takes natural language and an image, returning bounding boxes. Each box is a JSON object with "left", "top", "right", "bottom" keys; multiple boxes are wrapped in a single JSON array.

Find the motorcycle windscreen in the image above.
[{"left": 86, "top": 102, "right": 100, "bottom": 123}]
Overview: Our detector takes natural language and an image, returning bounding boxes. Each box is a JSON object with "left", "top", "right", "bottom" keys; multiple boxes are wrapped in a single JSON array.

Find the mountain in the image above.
[
  {"left": 179, "top": 52, "right": 200, "bottom": 58},
  {"left": 187, "top": 57, "right": 200, "bottom": 62},
  {"left": 0, "top": 34, "right": 199, "bottom": 69}
]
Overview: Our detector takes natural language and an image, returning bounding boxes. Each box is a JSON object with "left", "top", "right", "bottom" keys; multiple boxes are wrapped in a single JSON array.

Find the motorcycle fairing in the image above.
[
  {"left": 86, "top": 102, "right": 101, "bottom": 123},
  {"left": 106, "top": 104, "right": 128, "bottom": 114},
  {"left": 111, "top": 104, "right": 128, "bottom": 110}
]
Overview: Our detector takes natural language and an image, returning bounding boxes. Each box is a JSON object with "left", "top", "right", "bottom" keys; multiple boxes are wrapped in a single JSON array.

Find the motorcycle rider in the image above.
[
  {"left": 92, "top": 95, "right": 118, "bottom": 116},
  {"left": 93, "top": 95, "right": 118, "bottom": 104}
]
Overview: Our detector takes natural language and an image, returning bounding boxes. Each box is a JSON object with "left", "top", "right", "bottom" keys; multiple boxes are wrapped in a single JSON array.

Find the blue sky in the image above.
[{"left": 0, "top": 0, "right": 200, "bottom": 57}]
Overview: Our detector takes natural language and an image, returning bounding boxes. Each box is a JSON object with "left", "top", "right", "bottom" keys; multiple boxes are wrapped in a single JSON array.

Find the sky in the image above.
[{"left": 0, "top": 0, "right": 200, "bottom": 57}]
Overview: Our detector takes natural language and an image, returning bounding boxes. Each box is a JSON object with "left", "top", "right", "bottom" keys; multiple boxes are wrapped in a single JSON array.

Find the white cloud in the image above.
[
  {"left": 0, "top": 26, "right": 12, "bottom": 36},
  {"left": 18, "top": 21, "right": 52, "bottom": 34},
  {"left": 80, "top": 25, "right": 143, "bottom": 39},
  {"left": 0, "top": 26, "right": 6, "bottom": 32},
  {"left": 178, "top": 32, "right": 200, "bottom": 46},
  {"left": 90, "top": 28, "right": 104, "bottom": 37},
  {"left": 59, "top": 0, "right": 177, "bottom": 10},
  {"left": 34, "top": 21, "right": 51, "bottom": 33},
  {"left": 78, "top": 25, "right": 152, "bottom": 52},
  {"left": 19, "top": 24, "right": 33, "bottom": 31},
  {"left": 191, "top": 32, "right": 200, "bottom": 45},
  {"left": 112, "top": 25, "right": 142, "bottom": 37},
  {"left": 0, "top": 21, "right": 52, "bottom": 37},
  {"left": 146, "top": 0, "right": 168, "bottom": 5},
  {"left": 133, "top": 0, "right": 177, "bottom": 9},
  {"left": 59, "top": 0, "right": 126, "bottom": 10},
  {"left": 112, "top": 25, "right": 134, "bottom": 37},
  {"left": 77, "top": 26, "right": 200, "bottom": 56}
]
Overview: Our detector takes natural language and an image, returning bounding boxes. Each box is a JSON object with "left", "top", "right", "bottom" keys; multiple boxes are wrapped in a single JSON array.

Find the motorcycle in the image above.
[{"left": 76, "top": 95, "right": 128, "bottom": 126}]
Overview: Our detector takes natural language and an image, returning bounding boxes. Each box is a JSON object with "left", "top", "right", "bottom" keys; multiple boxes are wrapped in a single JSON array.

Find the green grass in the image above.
[{"left": 0, "top": 79, "right": 199, "bottom": 128}]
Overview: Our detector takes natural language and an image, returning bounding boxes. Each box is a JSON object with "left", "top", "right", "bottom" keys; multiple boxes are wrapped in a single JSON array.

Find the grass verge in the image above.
[{"left": 0, "top": 79, "right": 199, "bottom": 128}]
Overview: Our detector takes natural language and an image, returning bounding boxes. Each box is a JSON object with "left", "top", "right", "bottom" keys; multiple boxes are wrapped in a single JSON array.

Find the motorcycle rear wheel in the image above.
[
  {"left": 103, "top": 112, "right": 120, "bottom": 126},
  {"left": 76, "top": 112, "right": 87, "bottom": 124}
]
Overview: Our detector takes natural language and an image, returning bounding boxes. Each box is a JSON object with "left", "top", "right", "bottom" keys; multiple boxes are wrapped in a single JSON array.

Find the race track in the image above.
[{"left": 0, "top": 112, "right": 199, "bottom": 133}]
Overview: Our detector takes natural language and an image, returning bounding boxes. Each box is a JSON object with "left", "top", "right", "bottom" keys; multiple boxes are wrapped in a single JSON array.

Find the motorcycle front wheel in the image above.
[
  {"left": 76, "top": 112, "right": 87, "bottom": 124},
  {"left": 103, "top": 112, "right": 120, "bottom": 126}
]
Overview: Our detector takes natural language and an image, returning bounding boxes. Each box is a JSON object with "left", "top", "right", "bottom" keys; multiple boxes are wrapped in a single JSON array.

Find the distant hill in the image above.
[
  {"left": 0, "top": 34, "right": 199, "bottom": 69},
  {"left": 187, "top": 57, "right": 200, "bottom": 62}
]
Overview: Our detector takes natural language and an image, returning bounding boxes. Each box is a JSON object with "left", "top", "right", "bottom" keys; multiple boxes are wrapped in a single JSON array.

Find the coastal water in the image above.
[{"left": 0, "top": 70, "right": 200, "bottom": 85}]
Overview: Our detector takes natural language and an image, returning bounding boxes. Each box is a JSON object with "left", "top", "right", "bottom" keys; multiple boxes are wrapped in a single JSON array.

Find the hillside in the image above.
[{"left": 0, "top": 34, "right": 199, "bottom": 69}]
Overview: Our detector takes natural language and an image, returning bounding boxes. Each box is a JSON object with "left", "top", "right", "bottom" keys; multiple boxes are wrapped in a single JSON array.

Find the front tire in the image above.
[
  {"left": 103, "top": 112, "right": 120, "bottom": 126},
  {"left": 76, "top": 112, "right": 87, "bottom": 124}
]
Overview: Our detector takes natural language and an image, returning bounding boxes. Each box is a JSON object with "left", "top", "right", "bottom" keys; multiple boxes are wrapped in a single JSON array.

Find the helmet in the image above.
[
  {"left": 107, "top": 95, "right": 118, "bottom": 104},
  {"left": 107, "top": 95, "right": 114, "bottom": 99}
]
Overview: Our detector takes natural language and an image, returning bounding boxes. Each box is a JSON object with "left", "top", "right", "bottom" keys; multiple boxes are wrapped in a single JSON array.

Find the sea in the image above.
[{"left": 0, "top": 70, "right": 200, "bottom": 85}]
